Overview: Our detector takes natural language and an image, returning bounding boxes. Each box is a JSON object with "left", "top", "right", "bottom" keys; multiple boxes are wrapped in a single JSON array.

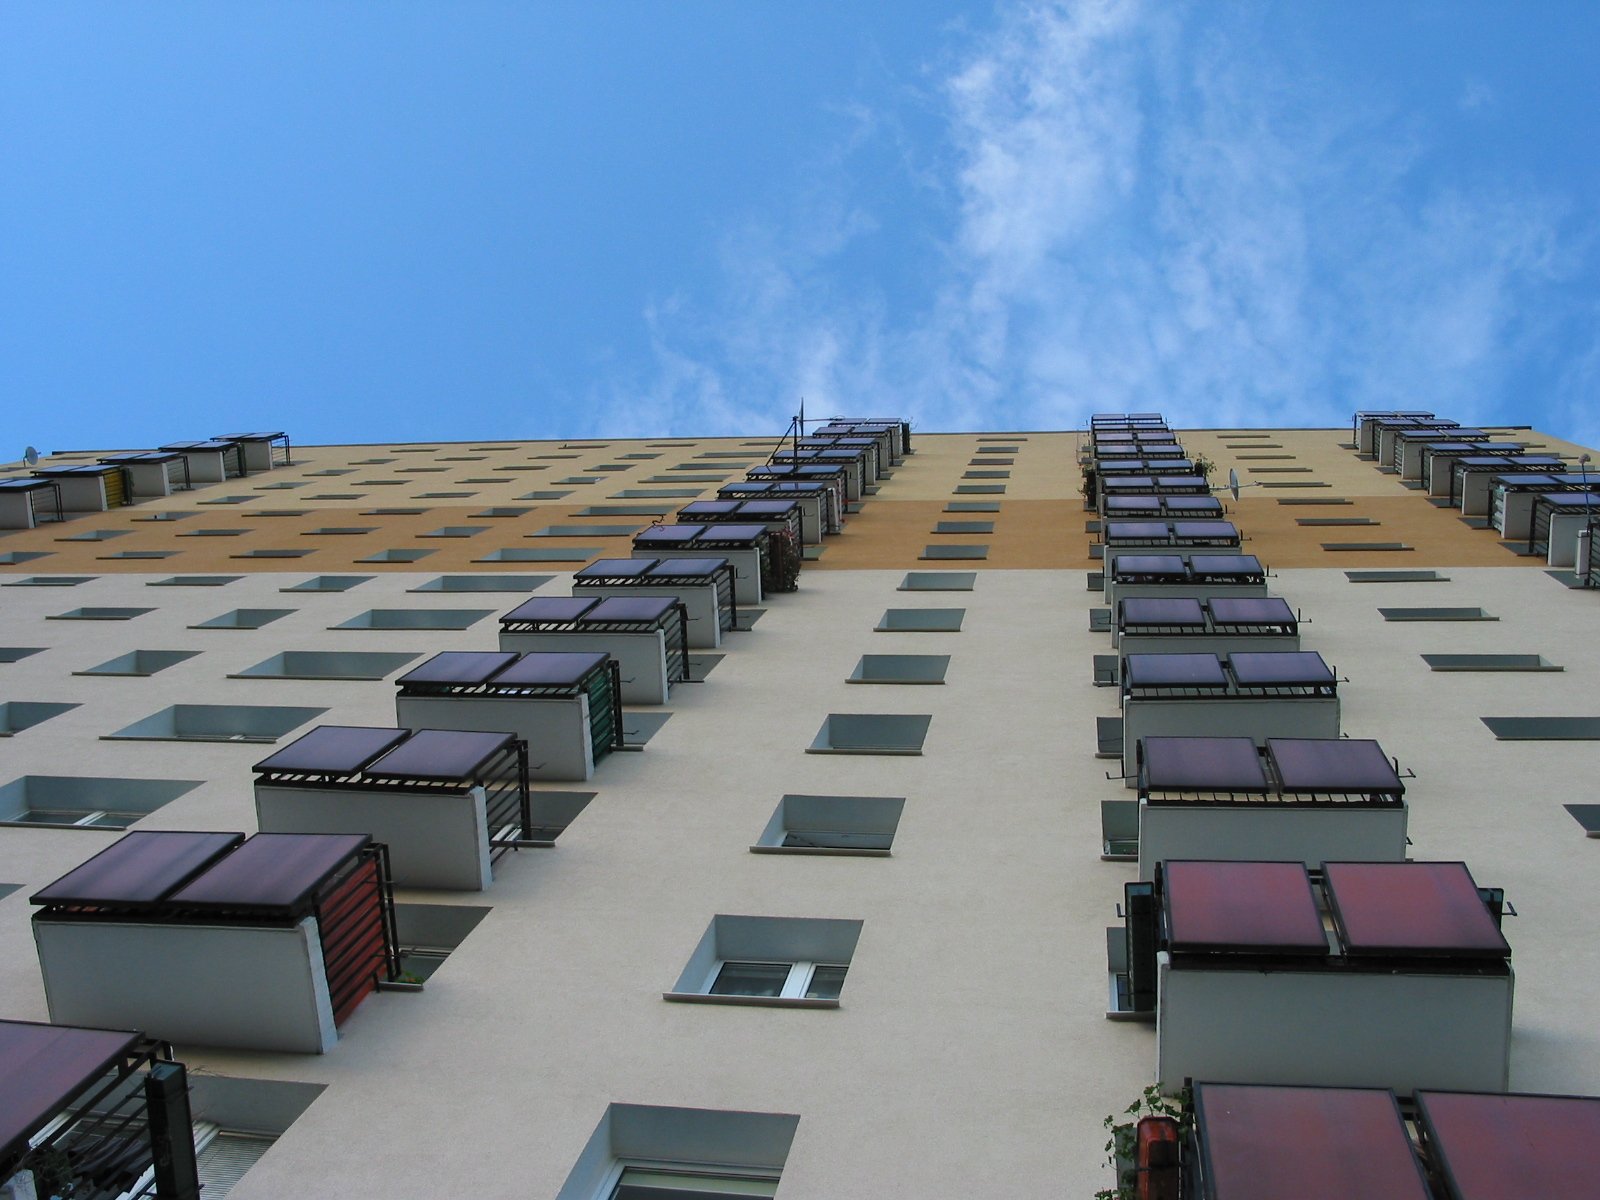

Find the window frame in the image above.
[{"left": 705, "top": 959, "right": 848, "bottom": 1001}]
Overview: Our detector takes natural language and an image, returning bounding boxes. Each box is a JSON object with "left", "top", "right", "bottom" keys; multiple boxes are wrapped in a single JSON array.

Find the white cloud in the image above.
[{"left": 603, "top": 0, "right": 1594, "bottom": 447}]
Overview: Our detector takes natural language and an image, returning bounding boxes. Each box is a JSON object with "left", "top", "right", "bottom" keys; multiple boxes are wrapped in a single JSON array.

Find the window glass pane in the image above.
[
  {"left": 805, "top": 965, "right": 848, "bottom": 1000},
  {"left": 614, "top": 1167, "right": 777, "bottom": 1197},
  {"left": 709, "top": 961, "right": 790, "bottom": 997},
  {"left": 781, "top": 830, "right": 892, "bottom": 850}
]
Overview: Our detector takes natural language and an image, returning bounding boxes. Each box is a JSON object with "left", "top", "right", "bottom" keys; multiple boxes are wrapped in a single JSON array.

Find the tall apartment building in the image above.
[{"left": 1, "top": 420, "right": 1598, "bottom": 1198}]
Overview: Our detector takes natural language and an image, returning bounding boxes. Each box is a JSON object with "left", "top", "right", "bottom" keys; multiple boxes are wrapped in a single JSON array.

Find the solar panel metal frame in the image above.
[
  {"left": 499, "top": 595, "right": 601, "bottom": 626},
  {"left": 1192, "top": 1083, "right": 1432, "bottom": 1200},
  {"left": 253, "top": 725, "right": 411, "bottom": 779},
  {"left": 1119, "top": 597, "right": 1207, "bottom": 630},
  {"left": 1111, "top": 554, "right": 1189, "bottom": 583},
  {"left": 1415, "top": 1089, "right": 1600, "bottom": 1200},
  {"left": 395, "top": 651, "right": 521, "bottom": 688},
  {"left": 1140, "top": 736, "right": 1270, "bottom": 797},
  {"left": 1206, "top": 596, "right": 1297, "bottom": 634},
  {"left": 31, "top": 830, "right": 245, "bottom": 908},
  {"left": 1227, "top": 651, "right": 1335, "bottom": 690},
  {"left": 1123, "top": 652, "right": 1230, "bottom": 692},
  {"left": 0, "top": 1020, "right": 162, "bottom": 1179},
  {"left": 166, "top": 832, "right": 373, "bottom": 917},
  {"left": 1268, "top": 738, "right": 1403, "bottom": 798},
  {"left": 1188, "top": 554, "right": 1266, "bottom": 583},
  {"left": 1160, "top": 860, "right": 1330, "bottom": 956},
  {"left": 1323, "top": 861, "right": 1510, "bottom": 960},
  {"left": 362, "top": 728, "right": 520, "bottom": 784}
]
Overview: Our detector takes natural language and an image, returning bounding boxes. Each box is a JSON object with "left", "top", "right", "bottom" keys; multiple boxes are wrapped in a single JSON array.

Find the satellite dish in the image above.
[
  {"left": 23, "top": 446, "right": 39, "bottom": 467},
  {"left": 1228, "top": 468, "right": 1241, "bottom": 501}
]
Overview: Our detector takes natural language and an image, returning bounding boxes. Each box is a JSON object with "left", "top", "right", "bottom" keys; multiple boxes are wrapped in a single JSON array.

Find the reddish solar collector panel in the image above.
[
  {"left": 1323, "top": 862, "right": 1509, "bottom": 958},
  {"left": 1416, "top": 1091, "right": 1600, "bottom": 1200},
  {"left": 0, "top": 1020, "right": 144, "bottom": 1164},
  {"left": 1142, "top": 737, "right": 1268, "bottom": 794},
  {"left": 253, "top": 725, "right": 409, "bottom": 776},
  {"left": 1194, "top": 1083, "right": 1430, "bottom": 1200},
  {"left": 1162, "top": 861, "right": 1328, "bottom": 954},
  {"left": 32, "top": 831, "right": 244, "bottom": 906},
  {"left": 169, "top": 832, "right": 370, "bottom": 911}
]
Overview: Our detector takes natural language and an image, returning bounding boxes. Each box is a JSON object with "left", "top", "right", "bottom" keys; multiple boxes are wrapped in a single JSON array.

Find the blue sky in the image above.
[{"left": 3, "top": 1, "right": 1598, "bottom": 454}]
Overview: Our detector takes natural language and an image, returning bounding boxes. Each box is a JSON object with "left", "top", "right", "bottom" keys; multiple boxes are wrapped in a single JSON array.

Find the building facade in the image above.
[{"left": 1, "top": 421, "right": 1598, "bottom": 1198}]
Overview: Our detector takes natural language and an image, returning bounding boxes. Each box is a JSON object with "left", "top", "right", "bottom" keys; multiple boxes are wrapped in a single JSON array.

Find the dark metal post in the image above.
[{"left": 145, "top": 1061, "right": 201, "bottom": 1200}]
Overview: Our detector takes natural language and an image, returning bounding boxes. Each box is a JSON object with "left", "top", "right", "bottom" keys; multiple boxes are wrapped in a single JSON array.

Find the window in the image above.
[
  {"left": 1345, "top": 570, "right": 1447, "bottom": 583},
  {"left": 1481, "top": 717, "right": 1600, "bottom": 740},
  {"left": 1380, "top": 607, "right": 1495, "bottom": 621},
  {"left": 807, "top": 713, "right": 931, "bottom": 755},
  {"left": 231, "top": 651, "right": 420, "bottom": 680},
  {"left": 77, "top": 650, "right": 200, "bottom": 677},
  {"left": 105, "top": 704, "right": 326, "bottom": 743},
  {"left": 0, "top": 702, "right": 80, "bottom": 736},
  {"left": 753, "top": 794, "right": 904, "bottom": 855},
  {"left": 848, "top": 654, "right": 949, "bottom": 684},
  {"left": 1422, "top": 654, "right": 1561, "bottom": 672},
  {"left": 281, "top": 575, "right": 372, "bottom": 592},
  {"left": 189, "top": 608, "right": 295, "bottom": 630},
  {"left": 932, "top": 520, "right": 994, "bottom": 534},
  {"left": 875, "top": 607, "right": 965, "bottom": 631},
  {"left": 409, "top": 574, "right": 553, "bottom": 593},
  {"left": 899, "top": 571, "right": 976, "bottom": 591},
  {"left": 708, "top": 960, "right": 845, "bottom": 1000},
  {"left": 149, "top": 575, "right": 243, "bottom": 587},
  {"left": 332, "top": 608, "right": 494, "bottom": 630},
  {"left": 2, "top": 576, "right": 94, "bottom": 587},
  {"left": 476, "top": 547, "right": 599, "bottom": 563},
  {"left": 0, "top": 774, "right": 201, "bottom": 829},
  {"left": 665, "top": 915, "right": 862, "bottom": 1007},
  {"left": 359, "top": 549, "right": 435, "bottom": 563},
  {"left": 49, "top": 607, "right": 153, "bottom": 621}
]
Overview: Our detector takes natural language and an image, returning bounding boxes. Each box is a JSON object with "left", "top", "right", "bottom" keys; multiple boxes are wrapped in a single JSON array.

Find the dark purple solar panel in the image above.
[
  {"left": 679, "top": 501, "right": 740, "bottom": 515},
  {"left": 575, "top": 558, "right": 655, "bottom": 578},
  {"left": 1112, "top": 554, "right": 1188, "bottom": 578},
  {"left": 1162, "top": 861, "right": 1328, "bottom": 954},
  {"left": 397, "top": 651, "right": 520, "bottom": 686},
  {"left": 1104, "top": 476, "right": 1156, "bottom": 490},
  {"left": 737, "top": 500, "right": 799, "bottom": 516},
  {"left": 1120, "top": 597, "right": 1206, "bottom": 628},
  {"left": 1189, "top": 554, "right": 1264, "bottom": 579},
  {"left": 1143, "top": 737, "right": 1268, "bottom": 793},
  {"left": 1104, "top": 496, "right": 1159, "bottom": 512},
  {"left": 582, "top": 595, "right": 677, "bottom": 623},
  {"left": 718, "top": 483, "right": 769, "bottom": 496},
  {"left": 501, "top": 596, "right": 599, "bottom": 623},
  {"left": 1324, "top": 861, "right": 1509, "bottom": 958},
  {"left": 1105, "top": 521, "right": 1171, "bottom": 542},
  {"left": 1207, "top": 596, "right": 1295, "bottom": 626},
  {"left": 1165, "top": 497, "right": 1224, "bottom": 514},
  {"left": 1095, "top": 430, "right": 1136, "bottom": 442},
  {"left": 493, "top": 650, "right": 609, "bottom": 687},
  {"left": 0, "top": 1021, "right": 146, "bottom": 1164},
  {"left": 1416, "top": 1091, "right": 1600, "bottom": 1200},
  {"left": 32, "top": 831, "right": 244, "bottom": 906},
  {"left": 364, "top": 729, "right": 517, "bottom": 781},
  {"left": 1173, "top": 520, "right": 1238, "bottom": 541},
  {"left": 1155, "top": 475, "right": 1207, "bottom": 487},
  {"left": 0, "top": 478, "right": 54, "bottom": 492},
  {"left": 1544, "top": 492, "right": 1600, "bottom": 509},
  {"left": 1228, "top": 651, "right": 1333, "bottom": 686},
  {"left": 1124, "top": 653, "right": 1228, "bottom": 688},
  {"left": 694, "top": 523, "right": 766, "bottom": 544},
  {"left": 646, "top": 556, "right": 729, "bottom": 578},
  {"left": 1196, "top": 1084, "right": 1430, "bottom": 1200},
  {"left": 254, "top": 725, "right": 409, "bottom": 775},
  {"left": 169, "top": 833, "right": 369, "bottom": 910},
  {"left": 634, "top": 524, "right": 704, "bottom": 544},
  {"left": 1269, "top": 739, "right": 1402, "bottom": 795}
]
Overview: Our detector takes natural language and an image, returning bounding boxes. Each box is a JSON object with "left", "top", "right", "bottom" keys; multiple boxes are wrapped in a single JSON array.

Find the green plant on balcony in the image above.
[{"left": 1093, "top": 1083, "right": 1190, "bottom": 1200}]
